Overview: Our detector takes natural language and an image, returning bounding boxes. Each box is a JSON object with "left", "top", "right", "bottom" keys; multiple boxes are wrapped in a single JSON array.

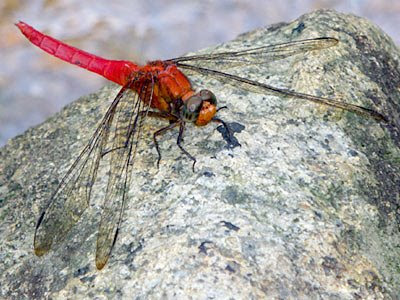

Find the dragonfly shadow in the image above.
[{"left": 217, "top": 121, "right": 245, "bottom": 149}]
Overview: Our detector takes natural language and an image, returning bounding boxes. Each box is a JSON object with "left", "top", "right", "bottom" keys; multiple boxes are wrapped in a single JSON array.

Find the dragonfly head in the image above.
[{"left": 181, "top": 89, "right": 217, "bottom": 126}]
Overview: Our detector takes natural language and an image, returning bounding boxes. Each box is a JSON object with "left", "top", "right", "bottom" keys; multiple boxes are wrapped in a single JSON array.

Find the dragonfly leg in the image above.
[
  {"left": 153, "top": 122, "right": 180, "bottom": 169},
  {"left": 101, "top": 125, "right": 140, "bottom": 158},
  {"left": 177, "top": 122, "right": 197, "bottom": 172},
  {"left": 211, "top": 117, "right": 240, "bottom": 147},
  {"left": 101, "top": 146, "right": 126, "bottom": 158},
  {"left": 101, "top": 111, "right": 179, "bottom": 158},
  {"left": 217, "top": 105, "right": 228, "bottom": 112}
]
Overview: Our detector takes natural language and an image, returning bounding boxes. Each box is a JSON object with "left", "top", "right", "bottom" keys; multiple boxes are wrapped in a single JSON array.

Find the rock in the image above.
[{"left": 1, "top": 9, "right": 399, "bottom": 299}]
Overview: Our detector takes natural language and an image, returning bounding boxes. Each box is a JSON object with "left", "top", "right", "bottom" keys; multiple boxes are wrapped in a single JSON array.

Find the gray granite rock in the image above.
[{"left": 1, "top": 9, "right": 399, "bottom": 299}]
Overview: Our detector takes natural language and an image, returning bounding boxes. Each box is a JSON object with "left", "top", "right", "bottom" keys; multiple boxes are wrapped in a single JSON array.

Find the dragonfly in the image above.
[{"left": 17, "top": 21, "right": 386, "bottom": 270}]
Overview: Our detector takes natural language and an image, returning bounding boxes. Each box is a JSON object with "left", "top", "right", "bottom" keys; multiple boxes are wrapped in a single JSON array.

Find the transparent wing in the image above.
[
  {"left": 34, "top": 85, "right": 131, "bottom": 256},
  {"left": 170, "top": 37, "right": 338, "bottom": 67},
  {"left": 177, "top": 63, "right": 386, "bottom": 122},
  {"left": 95, "top": 79, "right": 154, "bottom": 270},
  {"left": 173, "top": 36, "right": 385, "bottom": 121}
]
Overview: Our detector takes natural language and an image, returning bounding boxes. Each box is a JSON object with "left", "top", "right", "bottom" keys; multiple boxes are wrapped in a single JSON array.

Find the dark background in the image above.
[{"left": 1, "top": 0, "right": 399, "bottom": 146}]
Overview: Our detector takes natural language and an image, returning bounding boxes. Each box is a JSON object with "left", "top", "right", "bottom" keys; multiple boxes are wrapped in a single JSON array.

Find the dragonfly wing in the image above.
[
  {"left": 95, "top": 80, "right": 154, "bottom": 270},
  {"left": 171, "top": 37, "right": 338, "bottom": 67},
  {"left": 177, "top": 63, "right": 386, "bottom": 122},
  {"left": 34, "top": 85, "right": 130, "bottom": 256}
]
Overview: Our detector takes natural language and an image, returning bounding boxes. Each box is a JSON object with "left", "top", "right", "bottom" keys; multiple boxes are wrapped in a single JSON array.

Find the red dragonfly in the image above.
[{"left": 17, "top": 21, "right": 386, "bottom": 270}]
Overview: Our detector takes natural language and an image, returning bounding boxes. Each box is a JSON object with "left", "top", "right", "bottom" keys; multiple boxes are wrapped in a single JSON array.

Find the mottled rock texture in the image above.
[{"left": 1, "top": 9, "right": 399, "bottom": 299}]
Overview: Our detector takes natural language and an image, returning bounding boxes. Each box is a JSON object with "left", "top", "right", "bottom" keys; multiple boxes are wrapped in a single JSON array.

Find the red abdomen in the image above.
[
  {"left": 17, "top": 22, "right": 139, "bottom": 86},
  {"left": 17, "top": 22, "right": 195, "bottom": 112}
]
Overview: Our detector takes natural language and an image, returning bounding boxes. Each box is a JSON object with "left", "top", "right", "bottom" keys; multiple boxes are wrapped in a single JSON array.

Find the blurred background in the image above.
[{"left": 1, "top": 0, "right": 399, "bottom": 146}]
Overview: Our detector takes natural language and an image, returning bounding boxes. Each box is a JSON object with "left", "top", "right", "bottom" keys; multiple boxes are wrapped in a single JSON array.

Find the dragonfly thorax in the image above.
[{"left": 141, "top": 62, "right": 219, "bottom": 126}]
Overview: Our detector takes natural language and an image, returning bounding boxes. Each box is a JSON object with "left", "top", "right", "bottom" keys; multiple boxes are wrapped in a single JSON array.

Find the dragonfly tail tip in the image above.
[
  {"left": 34, "top": 247, "right": 48, "bottom": 257},
  {"left": 96, "top": 259, "right": 107, "bottom": 270}
]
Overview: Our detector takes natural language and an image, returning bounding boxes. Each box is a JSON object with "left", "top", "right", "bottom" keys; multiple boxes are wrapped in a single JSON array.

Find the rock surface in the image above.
[{"left": 1, "top": 9, "right": 399, "bottom": 299}]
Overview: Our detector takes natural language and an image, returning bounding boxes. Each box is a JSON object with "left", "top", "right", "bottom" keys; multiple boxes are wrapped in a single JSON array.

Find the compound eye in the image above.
[
  {"left": 182, "top": 95, "right": 203, "bottom": 121},
  {"left": 186, "top": 95, "right": 203, "bottom": 113},
  {"left": 199, "top": 89, "right": 217, "bottom": 105}
]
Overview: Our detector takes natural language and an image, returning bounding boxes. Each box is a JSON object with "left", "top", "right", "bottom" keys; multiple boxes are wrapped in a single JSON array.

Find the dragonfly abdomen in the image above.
[{"left": 16, "top": 22, "right": 140, "bottom": 86}]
